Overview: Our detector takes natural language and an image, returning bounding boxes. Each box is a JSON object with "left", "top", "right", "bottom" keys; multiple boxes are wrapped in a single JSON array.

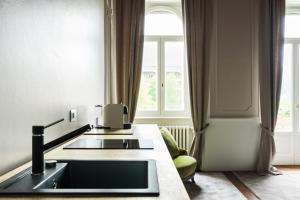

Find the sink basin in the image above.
[{"left": 0, "top": 160, "right": 159, "bottom": 196}]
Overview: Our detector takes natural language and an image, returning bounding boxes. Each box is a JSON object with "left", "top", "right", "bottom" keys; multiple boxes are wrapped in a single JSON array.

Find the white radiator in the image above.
[{"left": 161, "top": 126, "right": 193, "bottom": 151}]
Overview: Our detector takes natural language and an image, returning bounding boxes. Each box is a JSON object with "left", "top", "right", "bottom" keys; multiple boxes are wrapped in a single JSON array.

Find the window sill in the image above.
[
  {"left": 135, "top": 116, "right": 191, "bottom": 120},
  {"left": 134, "top": 117, "right": 192, "bottom": 126}
]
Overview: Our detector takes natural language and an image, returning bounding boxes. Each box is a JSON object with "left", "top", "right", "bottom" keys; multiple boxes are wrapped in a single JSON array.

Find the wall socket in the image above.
[{"left": 70, "top": 109, "right": 77, "bottom": 122}]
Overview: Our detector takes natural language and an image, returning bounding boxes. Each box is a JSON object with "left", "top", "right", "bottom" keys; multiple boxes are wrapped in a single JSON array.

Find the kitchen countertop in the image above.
[{"left": 0, "top": 124, "right": 190, "bottom": 200}]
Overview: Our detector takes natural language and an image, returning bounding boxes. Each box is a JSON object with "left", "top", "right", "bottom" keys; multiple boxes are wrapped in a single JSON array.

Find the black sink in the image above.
[
  {"left": 63, "top": 139, "right": 154, "bottom": 149},
  {"left": 0, "top": 160, "right": 159, "bottom": 196}
]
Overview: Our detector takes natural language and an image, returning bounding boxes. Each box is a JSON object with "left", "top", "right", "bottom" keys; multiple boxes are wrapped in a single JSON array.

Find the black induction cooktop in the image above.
[{"left": 63, "top": 139, "right": 154, "bottom": 150}]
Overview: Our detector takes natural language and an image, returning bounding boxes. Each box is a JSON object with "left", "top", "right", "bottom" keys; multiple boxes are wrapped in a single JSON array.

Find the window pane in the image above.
[
  {"left": 144, "top": 13, "right": 183, "bottom": 36},
  {"left": 137, "top": 41, "right": 158, "bottom": 111},
  {"left": 164, "top": 41, "right": 184, "bottom": 111},
  {"left": 285, "top": 15, "right": 300, "bottom": 38},
  {"left": 276, "top": 44, "right": 293, "bottom": 131}
]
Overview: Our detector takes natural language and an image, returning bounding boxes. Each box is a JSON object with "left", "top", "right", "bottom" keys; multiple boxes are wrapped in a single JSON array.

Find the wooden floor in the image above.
[
  {"left": 224, "top": 172, "right": 259, "bottom": 200},
  {"left": 223, "top": 166, "right": 300, "bottom": 200},
  {"left": 277, "top": 165, "right": 300, "bottom": 172}
]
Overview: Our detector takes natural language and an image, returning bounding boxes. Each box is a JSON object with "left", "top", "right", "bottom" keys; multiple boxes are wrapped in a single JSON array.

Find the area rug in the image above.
[
  {"left": 184, "top": 172, "right": 246, "bottom": 200},
  {"left": 235, "top": 171, "right": 300, "bottom": 200}
]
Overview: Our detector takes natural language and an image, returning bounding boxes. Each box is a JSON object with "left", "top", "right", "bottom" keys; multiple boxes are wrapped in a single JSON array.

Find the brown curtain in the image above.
[
  {"left": 114, "top": 0, "right": 145, "bottom": 123},
  {"left": 182, "top": 0, "right": 213, "bottom": 170},
  {"left": 256, "top": 0, "right": 285, "bottom": 174}
]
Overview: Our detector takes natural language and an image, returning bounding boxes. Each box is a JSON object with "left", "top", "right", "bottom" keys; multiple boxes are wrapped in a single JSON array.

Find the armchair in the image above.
[{"left": 160, "top": 127, "right": 197, "bottom": 182}]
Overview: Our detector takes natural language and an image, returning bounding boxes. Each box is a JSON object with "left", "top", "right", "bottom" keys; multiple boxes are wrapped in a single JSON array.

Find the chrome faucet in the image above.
[{"left": 32, "top": 118, "right": 64, "bottom": 175}]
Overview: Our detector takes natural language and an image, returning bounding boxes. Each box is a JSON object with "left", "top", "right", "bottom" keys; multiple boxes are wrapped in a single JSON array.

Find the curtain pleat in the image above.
[
  {"left": 256, "top": 0, "right": 285, "bottom": 174},
  {"left": 106, "top": 0, "right": 145, "bottom": 123},
  {"left": 182, "top": 0, "right": 213, "bottom": 170}
]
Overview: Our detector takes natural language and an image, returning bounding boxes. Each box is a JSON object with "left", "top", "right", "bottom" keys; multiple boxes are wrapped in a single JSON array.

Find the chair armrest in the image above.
[{"left": 179, "top": 148, "right": 188, "bottom": 155}]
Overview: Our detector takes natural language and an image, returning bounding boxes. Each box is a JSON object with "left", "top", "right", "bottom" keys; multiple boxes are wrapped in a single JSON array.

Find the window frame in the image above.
[
  {"left": 275, "top": 10, "right": 300, "bottom": 133},
  {"left": 137, "top": 36, "right": 161, "bottom": 117},
  {"left": 276, "top": 38, "right": 300, "bottom": 134},
  {"left": 276, "top": 40, "right": 296, "bottom": 133},
  {"left": 136, "top": 35, "right": 190, "bottom": 118}
]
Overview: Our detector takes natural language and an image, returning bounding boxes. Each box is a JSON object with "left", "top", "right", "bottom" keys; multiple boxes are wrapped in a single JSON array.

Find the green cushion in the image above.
[
  {"left": 160, "top": 127, "right": 180, "bottom": 158},
  {"left": 173, "top": 155, "right": 197, "bottom": 179}
]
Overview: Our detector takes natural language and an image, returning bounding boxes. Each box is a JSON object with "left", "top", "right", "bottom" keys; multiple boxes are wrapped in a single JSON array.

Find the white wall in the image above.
[
  {"left": 201, "top": 0, "right": 260, "bottom": 170},
  {"left": 0, "top": 0, "right": 105, "bottom": 175},
  {"left": 202, "top": 118, "right": 260, "bottom": 171}
]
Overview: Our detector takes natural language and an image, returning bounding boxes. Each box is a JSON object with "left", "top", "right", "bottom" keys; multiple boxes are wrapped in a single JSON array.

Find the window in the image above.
[
  {"left": 144, "top": 12, "right": 183, "bottom": 36},
  {"left": 273, "top": 9, "right": 300, "bottom": 164},
  {"left": 276, "top": 14, "right": 300, "bottom": 132},
  {"left": 137, "top": 10, "right": 189, "bottom": 117},
  {"left": 276, "top": 43, "right": 293, "bottom": 132}
]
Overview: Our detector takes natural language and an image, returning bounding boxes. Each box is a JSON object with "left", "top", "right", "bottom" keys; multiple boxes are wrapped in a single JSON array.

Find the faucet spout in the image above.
[{"left": 44, "top": 118, "right": 64, "bottom": 129}]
